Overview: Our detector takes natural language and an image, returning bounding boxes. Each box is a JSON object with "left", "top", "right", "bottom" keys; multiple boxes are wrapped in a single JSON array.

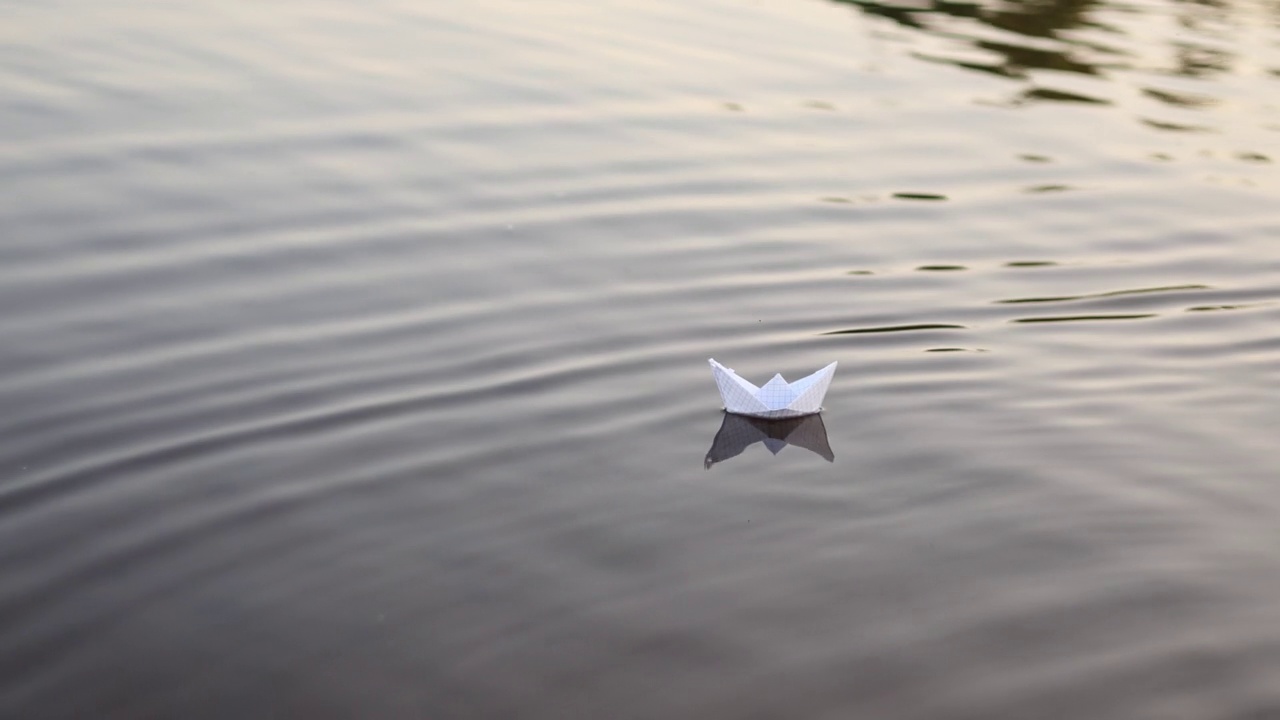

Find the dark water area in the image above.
[{"left": 2, "top": 0, "right": 1279, "bottom": 717}]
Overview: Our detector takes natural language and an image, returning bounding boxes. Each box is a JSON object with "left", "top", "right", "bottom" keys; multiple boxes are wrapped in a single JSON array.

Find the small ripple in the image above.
[
  {"left": 1141, "top": 118, "right": 1215, "bottom": 133},
  {"left": 1186, "top": 303, "right": 1269, "bottom": 312},
  {"left": 996, "top": 284, "right": 1210, "bottom": 305},
  {"left": 1020, "top": 87, "right": 1112, "bottom": 105},
  {"left": 892, "top": 192, "right": 947, "bottom": 201},
  {"left": 1012, "top": 313, "right": 1160, "bottom": 324},
  {"left": 823, "top": 323, "right": 967, "bottom": 335},
  {"left": 1141, "top": 87, "right": 1219, "bottom": 109}
]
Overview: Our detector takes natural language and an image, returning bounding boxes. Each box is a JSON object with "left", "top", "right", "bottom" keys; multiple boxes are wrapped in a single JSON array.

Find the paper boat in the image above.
[
  {"left": 709, "top": 358, "right": 837, "bottom": 419},
  {"left": 705, "top": 413, "right": 834, "bottom": 468}
]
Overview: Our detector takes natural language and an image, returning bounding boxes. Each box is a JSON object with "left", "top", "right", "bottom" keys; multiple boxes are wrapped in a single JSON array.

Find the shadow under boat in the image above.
[{"left": 705, "top": 412, "right": 835, "bottom": 469}]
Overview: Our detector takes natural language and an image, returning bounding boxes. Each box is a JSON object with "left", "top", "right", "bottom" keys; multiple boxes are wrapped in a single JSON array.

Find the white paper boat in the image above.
[{"left": 708, "top": 358, "right": 837, "bottom": 419}]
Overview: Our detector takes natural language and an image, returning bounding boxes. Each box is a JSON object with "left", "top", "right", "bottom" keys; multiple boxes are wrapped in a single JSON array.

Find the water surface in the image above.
[{"left": 2, "top": 0, "right": 1279, "bottom": 717}]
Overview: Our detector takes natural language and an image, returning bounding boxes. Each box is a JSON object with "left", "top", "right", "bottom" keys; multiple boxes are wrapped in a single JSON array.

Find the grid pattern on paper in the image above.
[
  {"left": 756, "top": 375, "right": 797, "bottom": 411},
  {"left": 709, "top": 359, "right": 836, "bottom": 418},
  {"left": 710, "top": 359, "right": 768, "bottom": 415},
  {"left": 790, "top": 362, "right": 837, "bottom": 413}
]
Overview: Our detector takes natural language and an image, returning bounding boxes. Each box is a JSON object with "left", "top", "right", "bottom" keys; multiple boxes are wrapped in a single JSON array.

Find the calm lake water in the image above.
[{"left": 2, "top": 0, "right": 1279, "bottom": 717}]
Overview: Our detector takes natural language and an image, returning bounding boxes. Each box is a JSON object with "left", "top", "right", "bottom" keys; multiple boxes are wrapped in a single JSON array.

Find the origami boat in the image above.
[
  {"left": 705, "top": 412, "right": 834, "bottom": 468},
  {"left": 708, "top": 358, "right": 837, "bottom": 419}
]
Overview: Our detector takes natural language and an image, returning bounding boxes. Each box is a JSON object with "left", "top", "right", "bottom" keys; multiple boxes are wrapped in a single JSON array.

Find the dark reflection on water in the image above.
[
  {"left": 831, "top": 0, "right": 1274, "bottom": 141},
  {"left": 705, "top": 413, "right": 834, "bottom": 468},
  {"left": 835, "top": 0, "right": 1111, "bottom": 78}
]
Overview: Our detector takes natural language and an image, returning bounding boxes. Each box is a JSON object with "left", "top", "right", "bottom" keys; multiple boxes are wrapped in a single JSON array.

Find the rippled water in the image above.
[{"left": 2, "top": 0, "right": 1279, "bottom": 717}]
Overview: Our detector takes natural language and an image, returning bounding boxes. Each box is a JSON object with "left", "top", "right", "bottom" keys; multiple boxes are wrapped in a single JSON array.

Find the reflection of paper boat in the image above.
[
  {"left": 709, "top": 359, "right": 837, "bottom": 418},
  {"left": 705, "top": 413, "right": 834, "bottom": 468}
]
